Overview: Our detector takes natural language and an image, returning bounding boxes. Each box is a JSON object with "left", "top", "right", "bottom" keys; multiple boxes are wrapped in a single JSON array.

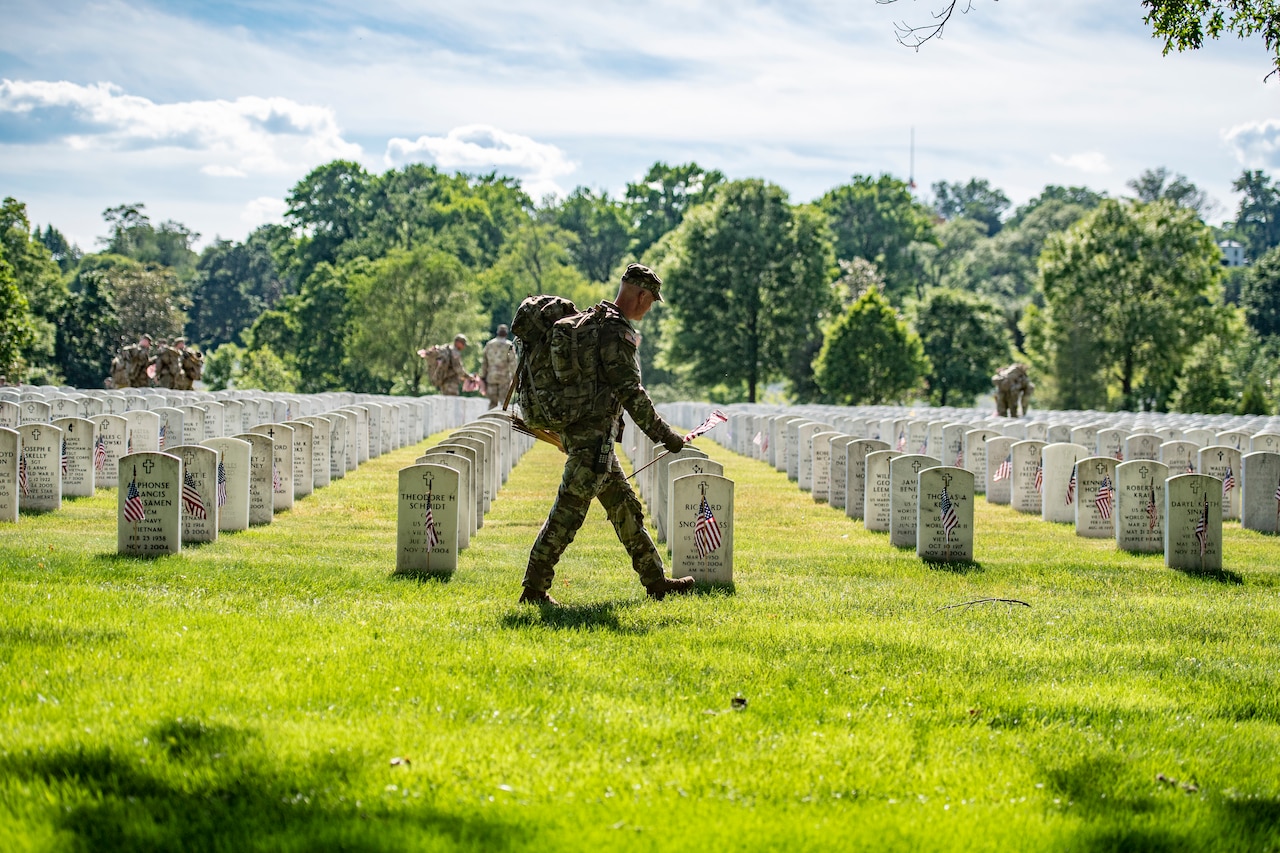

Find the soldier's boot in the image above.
[
  {"left": 518, "top": 587, "right": 561, "bottom": 606},
  {"left": 645, "top": 576, "right": 695, "bottom": 601}
]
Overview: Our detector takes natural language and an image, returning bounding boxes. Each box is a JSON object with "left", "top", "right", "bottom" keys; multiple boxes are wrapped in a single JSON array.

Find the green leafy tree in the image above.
[
  {"left": 1127, "top": 167, "right": 1214, "bottom": 218},
  {"left": 914, "top": 289, "right": 1010, "bottom": 406},
  {"left": 1241, "top": 244, "right": 1280, "bottom": 338},
  {"left": 1005, "top": 185, "right": 1105, "bottom": 230},
  {"left": 37, "top": 224, "right": 82, "bottom": 274},
  {"left": 55, "top": 261, "right": 121, "bottom": 387},
  {"left": 0, "top": 249, "right": 35, "bottom": 380},
  {"left": 188, "top": 230, "right": 289, "bottom": 348},
  {"left": 237, "top": 346, "right": 300, "bottom": 392},
  {"left": 1037, "top": 199, "right": 1224, "bottom": 411},
  {"left": 347, "top": 246, "right": 480, "bottom": 394},
  {"left": 816, "top": 174, "right": 934, "bottom": 302},
  {"left": 814, "top": 286, "right": 927, "bottom": 405},
  {"left": 553, "top": 188, "right": 632, "bottom": 282},
  {"left": 2, "top": 197, "right": 65, "bottom": 372},
  {"left": 662, "top": 180, "right": 834, "bottom": 403},
  {"left": 626, "top": 162, "right": 725, "bottom": 257},
  {"left": 931, "top": 178, "right": 1010, "bottom": 235},
  {"left": 473, "top": 220, "right": 604, "bottom": 332},
  {"left": 284, "top": 160, "right": 376, "bottom": 280},
  {"left": 101, "top": 204, "right": 199, "bottom": 274},
  {"left": 1231, "top": 170, "right": 1280, "bottom": 260}
]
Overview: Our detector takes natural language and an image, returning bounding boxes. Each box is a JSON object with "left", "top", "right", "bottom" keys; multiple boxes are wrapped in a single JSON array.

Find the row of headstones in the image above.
[
  {"left": 395, "top": 414, "right": 535, "bottom": 576},
  {"left": 620, "top": 417, "right": 734, "bottom": 584},
  {"left": 660, "top": 406, "right": 1279, "bottom": 571}
]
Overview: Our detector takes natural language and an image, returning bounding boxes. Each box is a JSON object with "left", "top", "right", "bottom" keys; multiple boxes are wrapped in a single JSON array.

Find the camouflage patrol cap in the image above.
[
  {"left": 175, "top": 337, "right": 187, "bottom": 345},
  {"left": 454, "top": 333, "right": 468, "bottom": 345},
  {"left": 621, "top": 263, "right": 663, "bottom": 302}
]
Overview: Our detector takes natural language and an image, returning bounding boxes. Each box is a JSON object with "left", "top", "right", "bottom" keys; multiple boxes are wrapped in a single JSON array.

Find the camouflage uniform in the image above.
[
  {"left": 122, "top": 343, "right": 153, "bottom": 388},
  {"left": 152, "top": 343, "right": 183, "bottom": 389},
  {"left": 437, "top": 345, "right": 467, "bottom": 396},
  {"left": 108, "top": 355, "right": 128, "bottom": 389},
  {"left": 523, "top": 300, "right": 685, "bottom": 593},
  {"left": 480, "top": 328, "right": 518, "bottom": 408},
  {"left": 176, "top": 344, "right": 203, "bottom": 390}
]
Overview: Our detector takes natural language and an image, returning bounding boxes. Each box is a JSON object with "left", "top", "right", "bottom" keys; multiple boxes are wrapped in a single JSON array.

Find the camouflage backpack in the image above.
[
  {"left": 423, "top": 344, "right": 454, "bottom": 390},
  {"left": 509, "top": 295, "right": 583, "bottom": 430}
]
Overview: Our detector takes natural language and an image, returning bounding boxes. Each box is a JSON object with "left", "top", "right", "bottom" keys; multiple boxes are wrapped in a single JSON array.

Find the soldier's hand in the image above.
[{"left": 663, "top": 433, "right": 686, "bottom": 454}]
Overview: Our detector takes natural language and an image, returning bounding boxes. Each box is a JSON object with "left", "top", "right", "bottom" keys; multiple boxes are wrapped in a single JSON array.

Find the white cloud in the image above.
[
  {"left": 1223, "top": 119, "right": 1280, "bottom": 170},
  {"left": 385, "top": 124, "right": 576, "bottom": 199},
  {"left": 0, "top": 79, "right": 362, "bottom": 176},
  {"left": 240, "top": 196, "right": 289, "bottom": 228},
  {"left": 1050, "top": 151, "right": 1111, "bottom": 175}
]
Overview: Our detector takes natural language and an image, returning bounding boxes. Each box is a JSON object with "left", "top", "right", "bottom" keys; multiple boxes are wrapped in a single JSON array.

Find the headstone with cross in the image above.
[
  {"left": 248, "top": 424, "right": 295, "bottom": 512},
  {"left": 0, "top": 427, "right": 17, "bottom": 522},
  {"left": 844, "top": 439, "right": 890, "bottom": 521},
  {"left": 1115, "top": 459, "right": 1168, "bottom": 552},
  {"left": 1010, "top": 439, "right": 1047, "bottom": 514},
  {"left": 89, "top": 414, "right": 128, "bottom": 488},
  {"left": 396, "top": 464, "right": 460, "bottom": 575},
  {"left": 416, "top": 448, "right": 473, "bottom": 548},
  {"left": 962, "top": 428, "right": 999, "bottom": 493},
  {"left": 1159, "top": 440, "right": 1200, "bottom": 475},
  {"left": 20, "top": 399, "right": 52, "bottom": 425},
  {"left": 201, "top": 436, "right": 251, "bottom": 531},
  {"left": 201, "top": 401, "right": 226, "bottom": 440},
  {"left": 670, "top": 473, "right": 734, "bottom": 584},
  {"left": 122, "top": 409, "right": 161, "bottom": 454},
  {"left": 1165, "top": 473, "right": 1222, "bottom": 572},
  {"left": 1198, "top": 445, "right": 1243, "bottom": 520},
  {"left": 282, "top": 420, "right": 315, "bottom": 499},
  {"left": 889, "top": 454, "right": 942, "bottom": 547},
  {"left": 654, "top": 444, "right": 708, "bottom": 543},
  {"left": 53, "top": 417, "right": 95, "bottom": 498},
  {"left": 152, "top": 407, "right": 183, "bottom": 453},
  {"left": 810, "top": 431, "right": 844, "bottom": 504},
  {"left": 917, "top": 467, "right": 974, "bottom": 563},
  {"left": 667, "top": 457, "right": 725, "bottom": 554},
  {"left": 169, "top": 444, "right": 219, "bottom": 543},
  {"left": 1124, "top": 433, "right": 1161, "bottom": 462},
  {"left": 983, "top": 435, "right": 1018, "bottom": 505},
  {"left": 863, "top": 449, "right": 902, "bottom": 533},
  {"left": 1041, "top": 442, "right": 1088, "bottom": 524},
  {"left": 1215, "top": 430, "right": 1251, "bottom": 453},
  {"left": 1074, "top": 456, "right": 1119, "bottom": 539},
  {"left": 233, "top": 432, "right": 276, "bottom": 526},
  {"left": 796, "top": 422, "right": 831, "bottom": 492},
  {"left": 296, "top": 416, "right": 333, "bottom": 489},
  {"left": 16, "top": 424, "right": 61, "bottom": 513},
  {"left": 1240, "top": 450, "right": 1280, "bottom": 534},
  {"left": 443, "top": 437, "right": 489, "bottom": 523},
  {"left": 117, "top": 452, "right": 182, "bottom": 556}
]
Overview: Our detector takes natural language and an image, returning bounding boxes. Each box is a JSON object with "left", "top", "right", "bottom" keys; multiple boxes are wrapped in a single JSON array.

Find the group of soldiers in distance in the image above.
[
  {"left": 421, "top": 325, "right": 518, "bottom": 408},
  {"left": 108, "top": 333, "right": 204, "bottom": 390}
]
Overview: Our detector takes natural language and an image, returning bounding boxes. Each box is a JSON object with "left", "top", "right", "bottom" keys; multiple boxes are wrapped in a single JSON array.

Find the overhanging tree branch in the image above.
[{"left": 874, "top": 0, "right": 993, "bottom": 49}]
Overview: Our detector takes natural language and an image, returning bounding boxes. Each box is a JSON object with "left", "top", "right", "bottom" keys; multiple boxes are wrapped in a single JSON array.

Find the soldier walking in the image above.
[
  {"left": 152, "top": 338, "right": 183, "bottom": 389},
  {"left": 420, "top": 333, "right": 475, "bottom": 396},
  {"left": 175, "top": 338, "right": 203, "bottom": 390},
  {"left": 520, "top": 263, "right": 694, "bottom": 606},
  {"left": 480, "top": 324, "right": 518, "bottom": 409},
  {"left": 121, "top": 334, "right": 153, "bottom": 388}
]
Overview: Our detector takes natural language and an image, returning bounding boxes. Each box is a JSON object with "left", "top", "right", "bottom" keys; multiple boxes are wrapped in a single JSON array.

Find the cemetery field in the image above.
[{"left": 2, "top": 433, "right": 1279, "bottom": 852}]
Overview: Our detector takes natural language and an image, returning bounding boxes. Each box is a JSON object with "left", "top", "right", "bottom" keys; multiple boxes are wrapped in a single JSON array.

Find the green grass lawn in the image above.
[{"left": 2, "top": 432, "right": 1279, "bottom": 852}]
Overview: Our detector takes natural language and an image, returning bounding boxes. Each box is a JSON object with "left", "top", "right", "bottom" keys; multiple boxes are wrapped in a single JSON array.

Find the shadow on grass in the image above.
[
  {"left": 691, "top": 581, "right": 735, "bottom": 597},
  {"left": 500, "top": 600, "right": 645, "bottom": 633},
  {"left": 92, "top": 553, "right": 185, "bottom": 567},
  {"left": 390, "top": 570, "right": 453, "bottom": 584},
  {"left": 921, "top": 559, "right": 984, "bottom": 574},
  {"left": 1177, "top": 567, "right": 1244, "bottom": 585},
  {"left": 2, "top": 721, "right": 526, "bottom": 853}
]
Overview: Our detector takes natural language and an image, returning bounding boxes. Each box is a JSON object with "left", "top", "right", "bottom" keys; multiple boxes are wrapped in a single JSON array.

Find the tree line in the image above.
[{"left": 4, "top": 161, "right": 1280, "bottom": 414}]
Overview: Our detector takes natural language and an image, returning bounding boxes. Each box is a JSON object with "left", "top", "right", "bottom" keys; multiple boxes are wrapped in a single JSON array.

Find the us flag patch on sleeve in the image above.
[{"left": 624, "top": 329, "right": 641, "bottom": 348}]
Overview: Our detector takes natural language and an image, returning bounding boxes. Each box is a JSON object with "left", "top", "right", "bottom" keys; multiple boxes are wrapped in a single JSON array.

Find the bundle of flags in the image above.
[
  {"left": 124, "top": 474, "right": 146, "bottom": 523},
  {"left": 424, "top": 493, "right": 440, "bottom": 549},
  {"left": 993, "top": 453, "right": 1012, "bottom": 483},
  {"left": 94, "top": 434, "right": 107, "bottom": 472},
  {"left": 181, "top": 470, "right": 207, "bottom": 520},
  {"left": 684, "top": 410, "right": 728, "bottom": 442},
  {"left": 1095, "top": 475, "right": 1114, "bottom": 521},
  {"left": 1065, "top": 463, "right": 1077, "bottom": 505},
  {"left": 1194, "top": 497, "right": 1209, "bottom": 558},
  {"left": 694, "top": 493, "right": 722, "bottom": 558},
  {"left": 216, "top": 459, "right": 228, "bottom": 508},
  {"left": 939, "top": 484, "right": 958, "bottom": 542}
]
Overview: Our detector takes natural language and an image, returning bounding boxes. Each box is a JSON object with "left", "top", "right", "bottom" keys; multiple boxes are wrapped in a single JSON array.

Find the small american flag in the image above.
[
  {"left": 954, "top": 449, "right": 964, "bottom": 468},
  {"left": 94, "top": 434, "right": 107, "bottom": 472},
  {"left": 61, "top": 439, "right": 68, "bottom": 476},
  {"left": 181, "top": 469, "right": 207, "bottom": 519},
  {"left": 940, "top": 484, "right": 958, "bottom": 542},
  {"left": 1222, "top": 466, "right": 1235, "bottom": 499},
  {"left": 752, "top": 431, "right": 764, "bottom": 451},
  {"left": 1065, "top": 463, "right": 1077, "bottom": 505},
  {"left": 216, "top": 459, "right": 227, "bottom": 507},
  {"left": 1095, "top": 475, "right": 1114, "bottom": 521},
  {"left": 896, "top": 429, "right": 906, "bottom": 452},
  {"left": 917, "top": 438, "right": 929, "bottom": 454},
  {"left": 1274, "top": 474, "right": 1280, "bottom": 505},
  {"left": 694, "top": 493, "right": 722, "bottom": 558},
  {"left": 1146, "top": 479, "right": 1159, "bottom": 532},
  {"left": 1194, "top": 497, "right": 1209, "bottom": 557},
  {"left": 424, "top": 493, "right": 440, "bottom": 548},
  {"left": 1185, "top": 460, "right": 1196, "bottom": 474},
  {"left": 1034, "top": 459, "right": 1043, "bottom": 494},
  {"left": 1114, "top": 448, "right": 1124, "bottom": 461},
  {"left": 126, "top": 435, "right": 132, "bottom": 455},
  {"left": 994, "top": 453, "right": 1012, "bottom": 482},
  {"left": 124, "top": 474, "right": 146, "bottom": 523},
  {"left": 272, "top": 460, "right": 282, "bottom": 493},
  {"left": 18, "top": 452, "right": 28, "bottom": 496},
  {"left": 158, "top": 424, "right": 166, "bottom": 450},
  {"left": 683, "top": 410, "right": 728, "bottom": 442}
]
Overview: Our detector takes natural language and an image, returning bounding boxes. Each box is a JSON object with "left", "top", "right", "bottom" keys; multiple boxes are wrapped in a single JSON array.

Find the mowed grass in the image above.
[{"left": 2, "top": 430, "right": 1279, "bottom": 852}]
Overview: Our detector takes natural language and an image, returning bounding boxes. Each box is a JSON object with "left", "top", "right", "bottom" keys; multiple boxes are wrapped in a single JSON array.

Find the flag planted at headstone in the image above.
[
  {"left": 182, "top": 469, "right": 207, "bottom": 519},
  {"left": 61, "top": 439, "right": 67, "bottom": 476},
  {"left": 216, "top": 459, "right": 228, "bottom": 507},
  {"left": 95, "top": 433, "right": 107, "bottom": 472},
  {"left": 940, "top": 484, "right": 958, "bottom": 542},
  {"left": 1195, "top": 496, "right": 1209, "bottom": 558},
  {"left": 18, "top": 451, "right": 28, "bottom": 496},
  {"left": 994, "top": 453, "right": 1012, "bottom": 482},
  {"left": 1147, "top": 479, "right": 1159, "bottom": 532},
  {"left": 124, "top": 474, "right": 146, "bottom": 523},
  {"left": 1034, "top": 458, "right": 1043, "bottom": 494},
  {"left": 159, "top": 423, "right": 167, "bottom": 450},
  {"left": 1095, "top": 475, "right": 1114, "bottom": 521},
  {"left": 1223, "top": 465, "right": 1235, "bottom": 500},
  {"left": 1066, "top": 463, "right": 1077, "bottom": 505},
  {"left": 424, "top": 493, "right": 440, "bottom": 549},
  {"left": 695, "top": 493, "right": 722, "bottom": 558}
]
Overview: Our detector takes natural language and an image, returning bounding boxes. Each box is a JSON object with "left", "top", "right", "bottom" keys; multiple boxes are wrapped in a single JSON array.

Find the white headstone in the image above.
[
  {"left": 0, "top": 401, "right": 19, "bottom": 430},
  {"left": 297, "top": 416, "right": 332, "bottom": 489},
  {"left": 1165, "top": 474, "right": 1222, "bottom": 572},
  {"left": 1124, "top": 433, "right": 1161, "bottom": 462},
  {"left": 1041, "top": 443, "right": 1088, "bottom": 524},
  {"left": 845, "top": 439, "right": 890, "bottom": 520},
  {"left": 889, "top": 454, "right": 941, "bottom": 547},
  {"left": 863, "top": 449, "right": 901, "bottom": 532},
  {"left": 20, "top": 399, "right": 51, "bottom": 424},
  {"left": 201, "top": 437, "right": 251, "bottom": 531},
  {"left": 418, "top": 448, "right": 473, "bottom": 548},
  {"left": 1240, "top": 451, "right": 1280, "bottom": 534},
  {"left": 17, "top": 423, "right": 62, "bottom": 513},
  {"left": 984, "top": 436, "right": 1017, "bottom": 505},
  {"left": 154, "top": 407, "right": 183, "bottom": 453},
  {"left": 1198, "top": 445, "right": 1243, "bottom": 520},
  {"left": 1009, "top": 440, "right": 1046, "bottom": 515},
  {"left": 1115, "top": 460, "right": 1167, "bottom": 553},
  {"left": 963, "top": 428, "right": 999, "bottom": 492},
  {"left": 250, "top": 424, "right": 295, "bottom": 512},
  {"left": 234, "top": 433, "right": 276, "bottom": 526},
  {"left": 53, "top": 417, "right": 95, "bottom": 498},
  {"left": 0, "top": 428, "right": 17, "bottom": 522},
  {"left": 123, "top": 410, "right": 161, "bottom": 454},
  {"left": 117, "top": 452, "right": 182, "bottom": 556},
  {"left": 917, "top": 467, "right": 974, "bottom": 563},
  {"left": 670, "top": 473, "right": 733, "bottom": 584},
  {"left": 170, "top": 444, "right": 219, "bottom": 544},
  {"left": 1073, "top": 456, "right": 1119, "bottom": 539},
  {"left": 283, "top": 420, "right": 314, "bottom": 499},
  {"left": 1159, "top": 441, "right": 1199, "bottom": 475},
  {"left": 90, "top": 414, "right": 128, "bottom": 488},
  {"left": 396, "top": 464, "right": 460, "bottom": 575}
]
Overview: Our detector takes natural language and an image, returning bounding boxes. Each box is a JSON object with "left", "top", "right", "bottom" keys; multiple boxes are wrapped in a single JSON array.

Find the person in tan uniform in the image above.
[
  {"left": 175, "top": 338, "right": 202, "bottom": 390},
  {"left": 480, "top": 324, "right": 518, "bottom": 408}
]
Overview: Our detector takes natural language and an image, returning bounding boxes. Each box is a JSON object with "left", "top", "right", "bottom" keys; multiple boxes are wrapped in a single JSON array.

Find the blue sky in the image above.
[{"left": 2, "top": 0, "right": 1277, "bottom": 250}]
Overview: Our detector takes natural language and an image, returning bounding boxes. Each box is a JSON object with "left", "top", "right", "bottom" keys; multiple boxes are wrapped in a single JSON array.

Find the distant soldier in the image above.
[
  {"left": 480, "top": 324, "right": 518, "bottom": 408},
  {"left": 992, "top": 363, "right": 1034, "bottom": 417},
  {"left": 175, "top": 338, "right": 203, "bottom": 390},
  {"left": 419, "top": 334, "right": 474, "bottom": 396},
  {"left": 121, "top": 334, "right": 153, "bottom": 388},
  {"left": 152, "top": 338, "right": 183, "bottom": 389},
  {"left": 108, "top": 354, "right": 127, "bottom": 389}
]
